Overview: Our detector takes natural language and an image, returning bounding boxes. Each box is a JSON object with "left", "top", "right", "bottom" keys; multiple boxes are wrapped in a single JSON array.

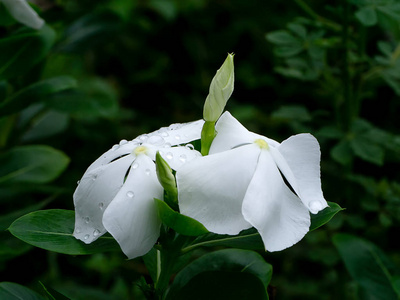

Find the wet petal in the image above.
[
  {"left": 1, "top": 0, "right": 44, "bottom": 29},
  {"left": 102, "top": 155, "right": 163, "bottom": 259},
  {"left": 210, "top": 112, "right": 279, "bottom": 154},
  {"left": 73, "top": 155, "right": 133, "bottom": 243},
  {"left": 273, "top": 133, "right": 327, "bottom": 214},
  {"left": 159, "top": 146, "right": 201, "bottom": 170},
  {"left": 177, "top": 145, "right": 260, "bottom": 234},
  {"left": 242, "top": 151, "right": 310, "bottom": 252}
]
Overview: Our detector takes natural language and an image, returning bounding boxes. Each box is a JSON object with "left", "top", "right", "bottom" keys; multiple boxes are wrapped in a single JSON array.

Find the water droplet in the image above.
[
  {"left": 111, "top": 144, "right": 119, "bottom": 151},
  {"left": 179, "top": 154, "right": 187, "bottom": 162},
  {"left": 161, "top": 132, "right": 169, "bottom": 137},
  {"left": 175, "top": 134, "right": 181, "bottom": 140},
  {"left": 77, "top": 180, "right": 80, "bottom": 185},
  {"left": 127, "top": 191, "right": 135, "bottom": 198},
  {"left": 93, "top": 229, "right": 100, "bottom": 237},
  {"left": 84, "top": 234, "right": 89, "bottom": 240},
  {"left": 84, "top": 216, "right": 90, "bottom": 224},
  {"left": 147, "top": 135, "right": 165, "bottom": 146},
  {"left": 99, "top": 202, "right": 104, "bottom": 210},
  {"left": 132, "top": 162, "right": 139, "bottom": 169},
  {"left": 75, "top": 227, "right": 81, "bottom": 234},
  {"left": 91, "top": 174, "right": 98, "bottom": 181},
  {"left": 164, "top": 142, "right": 171, "bottom": 148},
  {"left": 166, "top": 152, "right": 173, "bottom": 160},
  {"left": 309, "top": 200, "right": 323, "bottom": 212},
  {"left": 145, "top": 169, "right": 151, "bottom": 175},
  {"left": 139, "top": 135, "right": 148, "bottom": 141},
  {"left": 119, "top": 139, "right": 128, "bottom": 145},
  {"left": 185, "top": 144, "right": 194, "bottom": 150}
]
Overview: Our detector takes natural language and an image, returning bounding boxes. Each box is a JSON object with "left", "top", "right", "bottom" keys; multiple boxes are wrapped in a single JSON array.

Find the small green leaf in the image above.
[
  {"left": 266, "top": 30, "right": 300, "bottom": 45},
  {"left": 154, "top": 198, "right": 208, "bottom": 236},
  {"left": 350, "top": 136, "right": 385, "bottom": 165},
  {"left": 0, "top": 76, "right": 77, "bottom": 117},
  {"left": 331, "top": 139, "right": 353, "bottom": 165},
  {"left": 0, "top": 145, "right": 70, "bottom": 185},
  {"left": 166, "top": 249, "right": 272, "bottom": 300},
  {"left": 0, "top": 25, "right": 55, "bottom": 80},
  {"left": 0, "top": 282, "right": 45, "bottom": 300},
  {"left": 310, "top": 201, "right": 344, "bottom": 231},
  {"left": 8, "top": 209, "right": 120, "bottom": 255},
  {"left": 355, "top": 7, "right": 377, "bottom": 26},
  {"left": 333, "top": 234, "right": 400, "bottom": 299}
]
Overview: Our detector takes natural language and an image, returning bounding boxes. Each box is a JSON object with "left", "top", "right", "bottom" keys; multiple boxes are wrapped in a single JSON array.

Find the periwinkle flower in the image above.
[
  {"left": 73, "top": 120, "right": 203, "bottom": 259},
  {"left": 177, "top": 112, "right": 328, "bottom": 252},
  {"left": 1, "top": 0, "right": 44, "bottom": 29}
]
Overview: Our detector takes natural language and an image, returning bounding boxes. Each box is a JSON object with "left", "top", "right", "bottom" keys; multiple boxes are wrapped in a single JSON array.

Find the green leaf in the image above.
[
  {"left": 0, "top": 282, "right": 45, "bottom": 300},
  {"left": 350, "top": 136, "right": 385, "bottom": 165},
  {"left": 154, "top": 198, "right": 208, "bottom": 236},
  {"left": 0, "top": 76, "right": 77, "bottom": 117},
  {"left": 184, "top": 228, "right": 264, "bottom": 252},
  {"left": 8, "top": 209, "right": 120, "bottom": 255},
  {"left": 333, "top": 234, "right": 400, "bottom": 299},
  {"left": 355, "top": 7, "right": 377, "bottom": 26},
  {"left": 331, "top": 139, "right": 353, "bottom": 165},
  {"left": 310, "top": 201, "right": 344, "bottom": 231},
  {"left": 0, "top": 145, "right": 70, "bottom": 185},
  {"left": 266, "top": 30, "right": 300, "bottom": 45},
  {"left": 166, "top": 249, "right": 272, "bottom": 300},
  {"left": 0, "top": 25, "right": 55, "bottom": 80}
]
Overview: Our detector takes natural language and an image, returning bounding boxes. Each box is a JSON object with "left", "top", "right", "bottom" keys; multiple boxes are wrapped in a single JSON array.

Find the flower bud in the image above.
[
  {"left": 203, "top": 53, "right": 234, "bottom": 122},
  {"left": 155, "top": 151, "right": 178, "bottom": 209}
]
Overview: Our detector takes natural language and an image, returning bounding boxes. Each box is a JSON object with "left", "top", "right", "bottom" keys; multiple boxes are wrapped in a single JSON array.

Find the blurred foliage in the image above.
[{"left": 0, "top": 0, "right": 399, "bottom": 299}]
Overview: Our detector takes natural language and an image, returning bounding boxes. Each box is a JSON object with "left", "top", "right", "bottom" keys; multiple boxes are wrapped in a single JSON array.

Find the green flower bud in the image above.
[
  {"left": 203, "top": 53, "right": 235, "bottom": 122},
  {"left": 155, "top": 151, "right": 178, "bottom": 209}
]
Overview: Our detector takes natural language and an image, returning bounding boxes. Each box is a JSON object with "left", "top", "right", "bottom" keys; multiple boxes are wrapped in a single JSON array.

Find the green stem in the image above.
[{"left": 293, "top": 0, "right": 342, "bottom": 31}]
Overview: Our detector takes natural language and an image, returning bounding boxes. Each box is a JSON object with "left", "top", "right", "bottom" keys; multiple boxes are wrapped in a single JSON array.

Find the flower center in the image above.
[
  {"left": 134, "top": 145, "right": 148, "bottom": 156},
  {"left": 254, "top": 139, "right": 269, "bottom": 150}
]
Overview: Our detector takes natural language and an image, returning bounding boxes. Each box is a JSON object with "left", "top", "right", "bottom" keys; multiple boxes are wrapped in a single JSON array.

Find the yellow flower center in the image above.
[
  {"left": 254, "top": 139, "right": 269, "bottom": 150},
  {"left": 134, "top": 145, "right": 148, "bottom": 156}
]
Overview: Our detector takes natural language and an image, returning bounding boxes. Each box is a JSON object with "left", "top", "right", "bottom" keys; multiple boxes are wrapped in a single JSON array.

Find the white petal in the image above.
[
  {"left": 242, "top": 151, "right": 310, "bottom": 252},
  {"left": 85, "top": 140, "right": 138, "bottom": 174},
  {"left": 177, "top": 145, "right": 260, "bottom": 234},
  {"left": 146, "top": 119, "right": 204, "bottom": 146},
  {"left": 1, "top": 0, "right": 44, "bottom": 29},
  {"left": 73, "top": 155, "right": 133, "bottom": 243},
  {"left": 102, "top": 155, "right": 163, "bottom": 259},
  {"left": 273, "top": 133, "right": 328, "bottom": 214},
  {"left": 210, "top": 112, "right": 279, "bottom": 154},
  {"left": 158, "top": 146, "right": 201, "bottom": 170}
]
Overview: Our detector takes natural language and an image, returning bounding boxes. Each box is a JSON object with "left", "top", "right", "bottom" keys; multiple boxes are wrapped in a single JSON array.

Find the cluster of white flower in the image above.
[{"left": 73, "top": 54, "right": 327, "bottom": 259}]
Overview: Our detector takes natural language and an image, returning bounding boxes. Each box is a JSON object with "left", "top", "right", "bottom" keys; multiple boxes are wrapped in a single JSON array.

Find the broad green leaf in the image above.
[
  {"left": 266, "top": 30, "right": 300, "bottom": 45},
  {"left": 355, "top": 7, "right": 377, "bottom": 26},
  {"left": 310, "top": 202, "right": 344, "bottom": 231},
  {"left": 0, "top": 25, "right": 55, "bottom": 80},
  {"left": 0, "top": 282, "right": 45, "bottom": 300},
  {"left": 333, "top": 233, "right": 400, "bottom": 299},
  {"left": 154, "top": 198, "right": 208, "bottom": 236},
  {"left": 8, "top": 209, "right": 120, "bottom": 255},
  {"left": 0, "top": 76, "right": 77, "bottom": 117},
  {"left": 350, "top": 136, "right": 385, "bottom": 165},
  {"left": 0, "top": 145, "right": 69, "bottom": 185},
  {"left": 331, "top": 139, "right": 353, "bottom": 165},
  {"left": 166, "top": 249, "right": 272, "bottom": 300},
  {"left": 184, "top": 228, "right": 264, "bottom": 252}
]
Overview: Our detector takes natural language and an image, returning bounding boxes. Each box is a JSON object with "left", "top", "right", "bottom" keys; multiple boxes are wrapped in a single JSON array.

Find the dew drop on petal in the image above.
[
  {"left": 111, "top": 145, "right": 119, "bottom": 151},
  {"left": 175, "top": 134, "right": 181, "bottom": 140},
  {"left": 185, "top": 144, "right": 194, "bottom": 150},
  {"left": 99, "top": 202, "right": 104, "bottom": 210},
  {"left": 166, "top": 152, "right": 173, "bottom": 160},
  {"left": 161, "top": 132, "right": 169, "bottom": 137},
  {"left": 77, "top": 180, "right": 80, "bottom": 185},
  {"left": 84, "top": 234, "right": 89, "bottom": 240},
  {"left": 132, "top": 162, "right": 139, "bottom": 169},
  {"left": 145, "top": 169, "right": 151, "bottom": 176},
  {"left": 84, "top": 216, "right": 90, "bottom": 224},
  {"left": 309, "top": 200, "right": 323, "bottom": 212},
  {"left": 164, "top": 142, "right": 171, "bottom": 148},
  {"left": 119, "top": 139, "right": 128, "bottom": 145},
  {"left": 75, "top": 227, "right": 81, "bottom": 234},
  {"left": 93, "top": 229, "right": 100, "bottom": 237},
  {"left": 179, "top": 154, "right": 187, "bottom": 162},
  {"left": 127, "top": 191, "right": 135, "bottom": 198},
  {"left": 147, "top": 135, "right": 165, "bottom": 146}
]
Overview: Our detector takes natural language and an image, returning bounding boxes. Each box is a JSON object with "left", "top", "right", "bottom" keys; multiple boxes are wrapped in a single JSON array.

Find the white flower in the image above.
[
  {"left": 73, "top": 120, "right": 204, "bottom": 259},
  {"left": 1, "top": 0, "right": 44, "bottom": 29},
  {"left": 177, "top": 112, "right": 328, "bottom": 252}
]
